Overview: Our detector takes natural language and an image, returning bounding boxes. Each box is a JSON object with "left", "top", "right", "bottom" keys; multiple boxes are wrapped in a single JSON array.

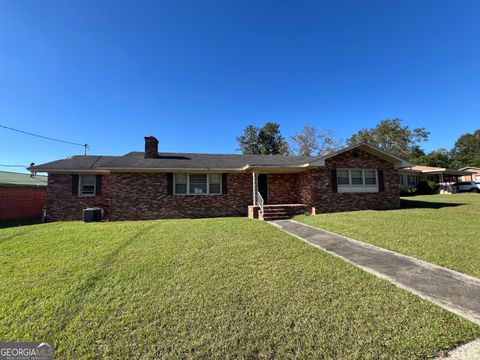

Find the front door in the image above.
[{"left": 258, "top": 174, "right": 268, "bottom": 204}]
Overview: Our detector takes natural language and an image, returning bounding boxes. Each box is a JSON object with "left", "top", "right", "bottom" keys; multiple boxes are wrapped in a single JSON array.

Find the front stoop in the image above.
[{"left": 255, "top": 204, "right": 310, "bottom": 221}]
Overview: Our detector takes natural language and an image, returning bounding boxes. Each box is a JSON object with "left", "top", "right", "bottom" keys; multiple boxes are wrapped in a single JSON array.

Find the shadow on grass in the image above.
[
  {"left": 400, "top": 199, "right": 464, "bottom": 209},
  {"left": 0, "top": 219, "right": 42, "bottom": 229}
]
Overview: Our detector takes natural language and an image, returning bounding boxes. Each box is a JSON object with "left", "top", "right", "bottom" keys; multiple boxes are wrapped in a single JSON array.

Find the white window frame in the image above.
[
  {"left": 337, "top": 169, "right": 379, "bottom": 193},
  {"left": 174, "top": 173, "right": 222, "bottom": 195},
  {"left": 79, "top": 175, "right": 96, "bottom": 197}
]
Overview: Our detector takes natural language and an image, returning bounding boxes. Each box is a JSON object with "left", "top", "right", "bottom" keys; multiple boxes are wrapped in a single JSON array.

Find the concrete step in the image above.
[
  {"left": 262, "top": 215, "right": 291, "bottom": 221},
  {"left": 261, "top": 206, "right": 293, "bottom": 221},
  {"left": 262, "top": 207, "right": 289, "bottom": 212},
  {"left": 262, "top": 210, "right": 289, "bottom": 216}
]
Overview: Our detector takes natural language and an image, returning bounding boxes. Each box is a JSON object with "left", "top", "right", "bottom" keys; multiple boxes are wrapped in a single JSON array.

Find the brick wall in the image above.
[
  {"left": 462, "top": 169, "right": 480, "bottom": 182},
  {"left": 267, "top": 173, "right": 299, "bottom": 204},
  {"left": 44, "top": 148, "right": 399, "bottom": 221},
  {"left": 45, "top": 174, "right": 111, "bottom": 221},
  {"left": 0, "top": 187, "right": 46, "bottom": 221},
  {"left": 45, "top": 172, "right": 252, "bottom": 221},
  {"left": 296, "top": 171, "right": 314, "bottom": 205},
  {"left": 108, "top": 172, "right": 252, "bottom": 220},
  {"left": 308, "top": 148, "right": 400, "bottom": 213}
]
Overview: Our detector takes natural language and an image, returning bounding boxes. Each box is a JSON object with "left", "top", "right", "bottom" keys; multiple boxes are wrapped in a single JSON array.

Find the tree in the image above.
[
  {"left": 290, "top": 125, "right": 343, "bottom": 156},
  {"left": 408, "top": 145, "right": 426, "bottom": 165},
  {"left": 236, "top": 122, "right": 290, "bottom": 155},
  {"left": 236, "top": 125, "right": 260, "bottom": 154},
  {"left": 347, "top": 118, "right": 429, "bottom": 160},
  {"left": 451, "top": 130, "right": 480, "bottom": 167},
  {"left": 416, "top": 148, "right": 453, "bottom": 168}
]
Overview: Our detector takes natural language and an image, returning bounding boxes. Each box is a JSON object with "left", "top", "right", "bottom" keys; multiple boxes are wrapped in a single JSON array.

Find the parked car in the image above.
[
  {"left": 452, "top": 181, "right": 480, "bottom": 193},
  {"left": 476, "top": 182, "right": 480, "bottom": 190}
]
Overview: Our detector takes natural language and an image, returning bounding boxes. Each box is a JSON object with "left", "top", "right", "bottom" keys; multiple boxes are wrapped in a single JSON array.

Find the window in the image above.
[
  {"left": 336, "top": 169, "right": 378, "bottom": 193},
  {"left": 407, "top": 175, "right": 417, "bottom": 186},
  {"left": 337, "top": 170, "right": 349, "bottom": 185},
  {"left": 189, "top": 174, "right": 207, "bottom": 194},
  {"left": 174, "top": 173, "right": 222, "bottom": 195},
  {"left": 209, "top": 173, "right": 221, "bottom": 194},
  {"left": 175, "top": 173, "right": 187, "bottom": 194},
  {"left": 364, "top": 170, "right": 377, "bottom": 185},
  {"left": 79, "top": 175, "right": 96, "bottom": 196},
  {"left": 351, "top": 170, "right": 363, "bottom": 185}
]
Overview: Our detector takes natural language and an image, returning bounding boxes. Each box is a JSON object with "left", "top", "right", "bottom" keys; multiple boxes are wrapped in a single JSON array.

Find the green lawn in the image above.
[
  {"left": 0, "top": 218, "right": 479, "bottom": 359},
  {"left": 296, "top": 194, "right": 480, "bottom": 278}
]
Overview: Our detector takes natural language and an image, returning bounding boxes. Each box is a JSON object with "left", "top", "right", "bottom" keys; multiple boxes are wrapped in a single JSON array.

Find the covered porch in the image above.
[
  {"left": 247, "top": 171, "right": 312, "bottom": 220},
  {"left": 400, "top": 166, "right": 474, "bottom": 194}
]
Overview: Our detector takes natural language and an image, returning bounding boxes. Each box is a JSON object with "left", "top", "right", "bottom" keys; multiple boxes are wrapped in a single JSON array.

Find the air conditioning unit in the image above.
[{"left": 83, "top": 208, "right": 102, "bottom": 222}]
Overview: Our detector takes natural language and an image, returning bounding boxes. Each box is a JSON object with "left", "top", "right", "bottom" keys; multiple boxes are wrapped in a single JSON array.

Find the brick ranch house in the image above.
[{"left": 30, "top": 136, "right": 411, "bottom": 222}]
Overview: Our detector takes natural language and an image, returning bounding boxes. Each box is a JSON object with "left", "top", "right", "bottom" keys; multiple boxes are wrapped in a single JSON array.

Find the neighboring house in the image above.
[
  {"left": 0, "top": 171, "right": 47, "bottom": 221},
  {"left": 399, "top": 165, "right": 473, "bottom": 192},
  {"left": 398, "top": 168, "right": 422, "bottom": 191},
  {"left": 460, "top": 167, "right": 480, "bottom": 182},
  {"left": 29, "top": 136, "right": 411, "bottom": 222}
]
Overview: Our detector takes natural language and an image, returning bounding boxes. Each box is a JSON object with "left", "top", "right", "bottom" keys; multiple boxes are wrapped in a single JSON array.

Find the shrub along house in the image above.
[{"left": 29, "top": 136, "right": 411, "bottom": 222}]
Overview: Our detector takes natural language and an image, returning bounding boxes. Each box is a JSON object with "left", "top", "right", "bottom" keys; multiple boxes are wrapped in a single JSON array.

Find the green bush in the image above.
[
  {"left": 400, "top": 188, "right": 417, "bottom": 196},
  {"left": 416, "top": 181, "right": 438, "bottom": 195}
]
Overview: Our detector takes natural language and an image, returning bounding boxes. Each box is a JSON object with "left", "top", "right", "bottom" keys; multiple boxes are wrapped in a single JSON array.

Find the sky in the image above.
[{"left": 1, "top": 0, "right": 479, "bottom": 172}]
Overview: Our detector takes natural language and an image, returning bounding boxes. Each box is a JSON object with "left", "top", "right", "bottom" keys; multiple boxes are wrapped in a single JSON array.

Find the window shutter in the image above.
[
  {"left": 72, "top": 175, "right": 79, "bottom": 196},
  {"left": 378, "top": 170, "right": 385, "bottom": 192},
  {"left": 95, "top": 175, "right": 102, "bottom": 196},
  {"left": 222, "top": 173, "right": 228, "bottom": 194},
  {"left": 167, "top": 173, "right": 174, "bottom": 195},
  {"left": 332, "top": 169, "right": 337, "bottom": 193}
]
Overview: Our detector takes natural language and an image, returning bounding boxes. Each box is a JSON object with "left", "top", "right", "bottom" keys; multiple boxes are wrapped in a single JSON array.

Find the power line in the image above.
[
  {"left": 0, "top": 164, "right": 28, "bottom": 168},
  {"left": 0, "top": 124, "right": 88, "bottom": 155}
]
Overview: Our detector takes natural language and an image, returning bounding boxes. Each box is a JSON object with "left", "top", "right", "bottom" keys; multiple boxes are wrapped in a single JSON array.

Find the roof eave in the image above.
[
  {"left": 105, "top": 167, "right": 244, "bottom": 173},
  {"left": 242, "top": 164, "right": 311, "bottom": 173},
  {"left": 306, "top": 143, "right": 413, "bottom": 169},
  {"left": 30, "top": 169, "right": 110, "bottom": 174}
]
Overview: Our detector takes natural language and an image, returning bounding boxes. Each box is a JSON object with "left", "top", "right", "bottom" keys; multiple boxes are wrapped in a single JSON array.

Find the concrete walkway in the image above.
[{"left": 271, "top": 219, "right": 480, "bottom": 325}]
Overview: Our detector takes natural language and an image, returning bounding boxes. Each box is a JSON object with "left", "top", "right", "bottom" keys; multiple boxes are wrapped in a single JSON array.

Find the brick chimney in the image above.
[{"left": 144, "top": 136, "right": 159, "bottom": 159}]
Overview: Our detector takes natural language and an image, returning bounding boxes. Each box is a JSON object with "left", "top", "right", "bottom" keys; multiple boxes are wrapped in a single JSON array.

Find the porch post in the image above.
[{"left": 252, "top": 172, "right": 257, "bottom": 205}]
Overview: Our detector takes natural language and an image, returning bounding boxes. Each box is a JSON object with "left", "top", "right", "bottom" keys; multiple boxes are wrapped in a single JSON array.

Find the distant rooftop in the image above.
[
  {"left": 0, "top": 171, "right": 47, "bottom": 188},
  {"left": 402, "top": 165, "right": 472, "bottom": 176}
]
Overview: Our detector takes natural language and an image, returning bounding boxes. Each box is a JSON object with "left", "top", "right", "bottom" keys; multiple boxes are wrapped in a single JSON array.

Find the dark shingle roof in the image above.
[
  {"left": 0, "top": 171, "right": 47, "bottom": 187},
  {"left": 31, "top": 152, "right": 315, "bottom": 172}
]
